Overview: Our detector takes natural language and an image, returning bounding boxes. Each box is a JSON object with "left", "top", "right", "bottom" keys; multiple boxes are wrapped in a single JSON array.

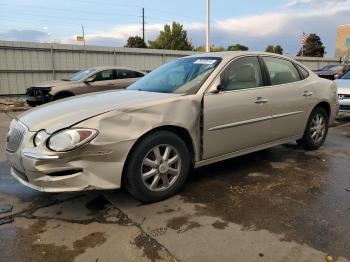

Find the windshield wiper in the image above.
[{"left": 61, "top": 78, "right": 71, "bottom": 81}]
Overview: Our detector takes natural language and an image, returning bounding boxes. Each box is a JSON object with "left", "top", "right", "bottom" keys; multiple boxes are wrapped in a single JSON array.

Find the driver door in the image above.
[
  {"left": 203, "top": 56, "right": 272, "bottom": 159},
  {"left": 77, "top": 69, "right": 116, "bottom": 95}
]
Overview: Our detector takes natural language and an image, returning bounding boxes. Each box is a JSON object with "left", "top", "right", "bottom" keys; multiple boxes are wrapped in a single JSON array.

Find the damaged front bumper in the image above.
[
  {"left": 26, "top": 87, "right": 53, "bottom": 106},
  {"left": 6, "top": 121, "right": 133, "bottom": 192}
]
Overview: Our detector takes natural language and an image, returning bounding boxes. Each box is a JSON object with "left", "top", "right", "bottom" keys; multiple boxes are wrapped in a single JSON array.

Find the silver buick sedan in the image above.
[{"left": 6, "top": 52, "right": 338, "bottom": 202}]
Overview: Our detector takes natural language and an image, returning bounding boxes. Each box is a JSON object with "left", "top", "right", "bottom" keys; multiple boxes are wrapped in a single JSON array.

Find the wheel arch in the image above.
[
  {"left": 313, "top": 101, "right": 331, "bottom": 118},
  {"left": 121, "top": 125, "right": 196, "bottom": 186},
  {"left": 52, "top": 91, "right": 75, "bottom": 100}
]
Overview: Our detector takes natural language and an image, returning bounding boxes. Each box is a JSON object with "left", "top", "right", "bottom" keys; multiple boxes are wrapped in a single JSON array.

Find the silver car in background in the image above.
[
  {"left": 6, "top": 52, "right": 338, "bottom": 203},
  {"left": 26, "top": 66, "right": 145, "bottom": 106},
  {"left": 335, "top": 70, "right": 350, "bottom": 113}
]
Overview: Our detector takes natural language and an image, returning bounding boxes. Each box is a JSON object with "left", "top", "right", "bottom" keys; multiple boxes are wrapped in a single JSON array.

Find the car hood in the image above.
[
  {"left": 315, "top": 70, "right": 336, "bottom": 75},
  {"left": 335, "top": 79, "right": 350, "bottom": 94},
  {"left": 28, "top": 80, "right": 77, "bottom": 89},
  {"left": 18, "top": 90, "right": 181, "bottom": 132}
]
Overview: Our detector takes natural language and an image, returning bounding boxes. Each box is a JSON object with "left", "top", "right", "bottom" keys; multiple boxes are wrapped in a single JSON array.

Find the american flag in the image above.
[{"left": 301, "top": 32, "right": 309, "bottom": 46}]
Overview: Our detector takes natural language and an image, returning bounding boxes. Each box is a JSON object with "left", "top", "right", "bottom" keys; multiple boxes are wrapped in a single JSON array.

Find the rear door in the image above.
[
  {"left": 203, "top": 56, "right": 271, "bottom": 159},
  {"left": 261, "top": 56, "right": 315, "bottom": 141}
]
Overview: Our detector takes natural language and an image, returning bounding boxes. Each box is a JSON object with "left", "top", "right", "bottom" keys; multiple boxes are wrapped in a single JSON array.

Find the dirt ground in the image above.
[{"left": 1, "top": 112, "right": 350, "bottom": 262}]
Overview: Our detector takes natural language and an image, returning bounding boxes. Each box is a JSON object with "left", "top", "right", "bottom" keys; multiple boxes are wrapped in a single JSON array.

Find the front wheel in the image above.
[
  {"left": 297, "top": 107, "right": 329, "bottom": 150},
  {"left": 124, "top": 131, "right": 190, "bottom": 203}
]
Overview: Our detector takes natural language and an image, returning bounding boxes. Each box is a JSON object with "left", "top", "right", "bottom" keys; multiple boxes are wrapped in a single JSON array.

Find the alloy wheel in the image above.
[
  {"left": 141, "top": 144, "right": 182, "bottom": 192},
  {"left": 310, "top": 113, "right": 326, "bottom": 144}
]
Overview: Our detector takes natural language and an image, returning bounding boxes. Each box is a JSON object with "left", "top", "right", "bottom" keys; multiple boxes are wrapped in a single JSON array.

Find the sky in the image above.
[{"left": 1, "top": 0, "right": 350, "bottom": 57}]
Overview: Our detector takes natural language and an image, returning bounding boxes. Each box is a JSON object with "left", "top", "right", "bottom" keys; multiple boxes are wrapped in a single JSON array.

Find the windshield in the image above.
[
  {"left": 329, "top": 65, "right": 344, "bottom": 72},
  {"left": 127, "top": 57, "right": 222, "bottom": 93},
  {"left": 320, "top": 65, "right": 336, "bottom": 71},
  {"left": 68, "top": 68, "right": 97, "bottom": 81},
  {"left": 340, "top": 70, "right": 350, "bottom": 79}
]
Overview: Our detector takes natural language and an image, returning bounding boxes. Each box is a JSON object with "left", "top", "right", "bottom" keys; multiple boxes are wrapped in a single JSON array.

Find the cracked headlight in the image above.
[{"left": 47, "top": 128, "right": 98, "bottom": 152}]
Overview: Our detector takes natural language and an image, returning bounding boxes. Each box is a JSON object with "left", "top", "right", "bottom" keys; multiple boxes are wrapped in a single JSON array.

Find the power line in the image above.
[
  {"left": 1, "top": 13, "right": 138, "bottom": 24},
  {"left": 1, "top": 4, "right": 140, "bottom": 19},
  {"left": 2, "top": 2, "right": 201, "bottom": 22}
]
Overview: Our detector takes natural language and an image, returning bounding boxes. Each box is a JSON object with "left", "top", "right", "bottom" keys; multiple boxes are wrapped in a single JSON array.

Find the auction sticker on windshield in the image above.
[{"left": 194, "top": 59, "right": 217, "bottom": 65}]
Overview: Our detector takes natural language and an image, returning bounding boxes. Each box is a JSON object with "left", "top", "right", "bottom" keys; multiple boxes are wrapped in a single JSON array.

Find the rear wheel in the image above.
[
  {"left": 124, "top": 131, "right": 190, "bottom": 203},
  {"left": 297, "top": 107, "right": 329, "bottom": 150}
]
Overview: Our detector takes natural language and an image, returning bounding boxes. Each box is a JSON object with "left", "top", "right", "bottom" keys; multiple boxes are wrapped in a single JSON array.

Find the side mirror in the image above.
[
  {"left": 84, "top": 79, "right": 93, "bottom": 83},
  {"left": 84, "top": 76, "right": 95, "bottom": 83},
  {"left": 208, "top": 78, "right": 223, "bottom": 94},
  {"left": 211, "top": 84, "right": 222, "bottom": 94}
]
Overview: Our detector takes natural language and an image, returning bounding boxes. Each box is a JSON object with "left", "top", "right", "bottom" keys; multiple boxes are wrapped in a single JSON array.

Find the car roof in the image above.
[
  {"left": 88, "top": 66, "right": 145, "bottom": 73},
  {"left": 188, "top": 51, "right": 287, "bottom": 59}
]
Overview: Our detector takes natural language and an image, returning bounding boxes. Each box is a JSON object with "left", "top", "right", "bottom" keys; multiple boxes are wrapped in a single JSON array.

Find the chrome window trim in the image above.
[{"left": 204, "top": 54, "right": 311, "bottom": 96}]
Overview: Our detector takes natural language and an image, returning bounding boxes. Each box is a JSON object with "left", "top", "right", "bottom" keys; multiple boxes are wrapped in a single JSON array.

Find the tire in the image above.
[
  {"left": 297, "top": 107, "right": 329, "bottom": 150},
  {"left": 124, "top": 131, "right": 190, "bottom": 203},
  {"left": 26, "top": 101, "right": 37, "bottom": 107}
]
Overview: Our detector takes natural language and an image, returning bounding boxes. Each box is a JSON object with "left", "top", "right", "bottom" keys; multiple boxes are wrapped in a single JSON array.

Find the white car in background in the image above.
[{"left": 335, "top": 71, "right": 350, "bottom": 113}]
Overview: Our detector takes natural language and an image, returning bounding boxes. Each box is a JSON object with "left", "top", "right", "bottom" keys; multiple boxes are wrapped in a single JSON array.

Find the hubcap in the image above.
[
  {"left": 141, "top": 144, "right": 181, "bottom": 192},
  {"left": 310, "top": 113, "right": 326, "bottom": 143}
]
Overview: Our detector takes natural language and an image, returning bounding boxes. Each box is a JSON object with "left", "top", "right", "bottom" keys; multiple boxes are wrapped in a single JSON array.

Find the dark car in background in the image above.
[
  {"left": 26, "top": 66, "right": 145, "bottom": 106},
  {"left": 314, "top": 64, "right": 350, "bottom": 80}
]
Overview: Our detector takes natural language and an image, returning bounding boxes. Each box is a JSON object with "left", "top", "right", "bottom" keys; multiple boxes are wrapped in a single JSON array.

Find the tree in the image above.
[
  {"left": 227, "top": 44, "right": 249, "bottom": 51},
  {"left": 195, "top": 46, "right": 205, "bottom": 52},
  {"left": 297, "top": 33, "right": 325, "bottom": 57},
  {"left": 149, "top": 22, "right": 193, "bottom": 51},
  {"left": 211, "top": 46, "right": 225, "bottom": 52},
  {"left": 125, "top": 36, "right": 147, "bottom": 48},
  {"left": 265, "top": 45, "right": 283, "bottom": 54}
]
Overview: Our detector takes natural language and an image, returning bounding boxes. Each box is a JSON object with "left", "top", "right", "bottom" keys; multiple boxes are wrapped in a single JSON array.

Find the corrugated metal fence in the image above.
[{"left": 0, "top": 40, "right": 340, "bottom": 95}]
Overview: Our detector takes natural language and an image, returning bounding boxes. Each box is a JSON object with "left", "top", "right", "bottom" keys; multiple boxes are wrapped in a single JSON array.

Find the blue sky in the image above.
[{"left": 1, "top": 0, "right": 350, "bottom": 56}]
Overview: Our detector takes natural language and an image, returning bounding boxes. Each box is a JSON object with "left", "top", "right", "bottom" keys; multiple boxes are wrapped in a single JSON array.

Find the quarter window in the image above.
[
  {"left": 220, "top": 56, "right": 263, "bottom": 91},
  {"left": 263, "top": 57, "right": 301, "bottom": 85},
  {"left": 297, "top": 65, "right": 310, "bottom": 79}
]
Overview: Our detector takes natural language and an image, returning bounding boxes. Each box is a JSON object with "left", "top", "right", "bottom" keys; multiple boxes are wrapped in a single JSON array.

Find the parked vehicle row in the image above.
[
  {"left": 314, "top": 64, "right": 350, "bottom": 80},
  {"left": 335, "top": 70, "right": 350, "bottom": 113},
  {"left": 7, "top": 52, "right": 337, "bottom": 202},
  {"left": 26, "top": 66, "right": 145, "bottom": 106}
]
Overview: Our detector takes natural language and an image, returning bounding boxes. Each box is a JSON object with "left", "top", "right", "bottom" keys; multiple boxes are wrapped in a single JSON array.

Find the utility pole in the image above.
[
  {"left": 205, "top": 0, "right": 210, "bottom": 52},
  {"left": 82, "top": 25, "right": 86, "bottom": 67},
  {"left": 82, "top": 25, "right": 86, "bottom": 47},
  {"left": 142, "top": 8, "right": 145, "bottom": 43}
]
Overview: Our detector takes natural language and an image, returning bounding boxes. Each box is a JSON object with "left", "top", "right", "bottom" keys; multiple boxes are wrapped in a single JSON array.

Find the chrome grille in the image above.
[{"left": 6, "top": 120, "right": 27, "bottom": 153}]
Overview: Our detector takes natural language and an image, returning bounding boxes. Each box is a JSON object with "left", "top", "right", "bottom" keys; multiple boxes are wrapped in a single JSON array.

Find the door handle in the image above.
[
  {"left": 303, "top": 91, "right": 313, "bottom": 97},
  {"left": 108, "top": 83, "right": 115, "bottom": 86},
  {"left": 255, "top": 97, "right": 269, "bottom": 104}
]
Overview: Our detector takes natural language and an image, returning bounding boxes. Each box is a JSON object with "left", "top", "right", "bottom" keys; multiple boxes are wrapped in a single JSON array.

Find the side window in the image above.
[
  {"left": 118, "top": 70, "right": 138, "bottom": 79},
  {"left": 263, "top": 57, "right": 301, "bottom": 85},
  {"left": 297, "top": 65, "right": 310, "bottom": 79},
  {"left": 91, "top": 70, "right": 114, "bottom": 82},
  {"left": 221, "top": 56, "right": 263, "bottom": 91}
]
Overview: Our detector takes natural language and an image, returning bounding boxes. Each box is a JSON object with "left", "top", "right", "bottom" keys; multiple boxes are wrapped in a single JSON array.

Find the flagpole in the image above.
[
  {"left": 302, "top": 45, "right": 304, "bottom": 58},
  {"left": 205, "top": 0, "right": 210, "bottom": 52},
  {"left": 301, "top": 32, "right": 304, "bottom": 58}
]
